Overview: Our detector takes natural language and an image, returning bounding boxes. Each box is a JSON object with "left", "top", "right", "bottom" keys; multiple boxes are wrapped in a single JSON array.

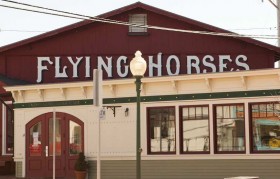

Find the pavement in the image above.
[
  {"left": 0, "top": 176, "right": 75, "bottom": 179},
  {"left": 0, "top": 175, "right": 16, "bottom": 179},
  {"left": 0, "top": 176, "right": 66, "bottom": 179}
]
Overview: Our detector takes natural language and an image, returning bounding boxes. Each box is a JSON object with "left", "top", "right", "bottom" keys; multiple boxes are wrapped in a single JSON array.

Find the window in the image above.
[
  {"left": 147, "top": 107, "right": 175, "bottom": 154},
  {"left": 49, "top": 118, "right": 61, "bottom": 156},
  {"left": 2, "top": 101, "right": 13, "bottom": 155},
  {"left": 29, "top": 121, "right": 42, "bottom": 156},
  {"left": 214, "top": 104, "right": 245, "bottom": 153},
  {"left": 129, "top": 14, "right": 147, "bottom": 33},
  {"left": 250, "top": 102, "right": 280, "bottom": 152},
  {"left": 180, "top": 105, "right": 209, "bottom": 153},
  {"left": 69, "top": 121, "right": 82, "bottom": 155}
]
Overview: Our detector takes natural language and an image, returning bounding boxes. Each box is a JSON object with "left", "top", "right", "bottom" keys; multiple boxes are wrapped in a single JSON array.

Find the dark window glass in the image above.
[
  {"left": 148, "top": 107, "right": 175, "bottom": 154},
  {"left": 215, "top": 104, "right": 245, "bottom": 153},
  {"left": 181, "top": 106, "right": 209, "bottom": 153},
  {"left": 6, "top": 105, "right": 13, "bottom": 154}
]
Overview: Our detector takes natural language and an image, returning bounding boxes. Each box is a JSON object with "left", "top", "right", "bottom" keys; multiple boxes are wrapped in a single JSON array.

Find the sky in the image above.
[{"left": 0, "top": 0, "right": 278, "bottom": 47}]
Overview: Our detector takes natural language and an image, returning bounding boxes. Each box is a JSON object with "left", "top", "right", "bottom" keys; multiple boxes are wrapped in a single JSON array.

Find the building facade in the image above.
[{"left": 0, "top": 2, "right": 280, "bottom": 179}]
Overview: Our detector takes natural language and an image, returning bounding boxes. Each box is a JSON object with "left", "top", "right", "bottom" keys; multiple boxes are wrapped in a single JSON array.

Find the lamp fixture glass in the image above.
[{"left": 130, "top": 50, "right": 147, "bottom": 76}]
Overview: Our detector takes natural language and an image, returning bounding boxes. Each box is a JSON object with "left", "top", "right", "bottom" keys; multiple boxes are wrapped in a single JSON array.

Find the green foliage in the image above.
[{"left": 74, "top": 152, "right": 88, "bottom": 171}]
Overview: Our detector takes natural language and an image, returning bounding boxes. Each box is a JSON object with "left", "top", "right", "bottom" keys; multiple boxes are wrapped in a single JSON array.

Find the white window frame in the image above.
[{"left": 2, "top": 101, "right": 13, "bottom": 155}]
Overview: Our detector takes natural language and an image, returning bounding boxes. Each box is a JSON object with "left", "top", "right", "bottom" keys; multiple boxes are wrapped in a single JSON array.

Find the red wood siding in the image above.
[{"left": 0, "top": 8, "right": 277, "bottom": 84}]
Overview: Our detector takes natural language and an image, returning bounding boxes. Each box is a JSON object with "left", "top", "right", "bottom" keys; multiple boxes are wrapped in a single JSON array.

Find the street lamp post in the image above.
[{"left": 130, "top": 50, "right": 147, "bottom": 179}]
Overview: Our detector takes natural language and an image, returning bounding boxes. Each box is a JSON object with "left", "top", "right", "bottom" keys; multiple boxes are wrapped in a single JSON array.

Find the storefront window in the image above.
[
  {"left": 180, "top": 105, "right": 209, "bottom": 153},
  {"left": 29, "top": 122, "right": 42, "bottom": 156},
  {"left": 250, "top": 103, "right": 280, "bottom": 152},
  {"left": 69, "top": 121, "right": 82, "bottom": 155},
  {"left": 214, "top": 104, "right": 245, "bottom": 153},
  {"left": 148, "top": 107, "right": 176, "bottom": 154}
]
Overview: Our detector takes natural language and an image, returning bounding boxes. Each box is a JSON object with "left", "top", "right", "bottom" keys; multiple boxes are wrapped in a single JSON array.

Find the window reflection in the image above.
[
  {"left": 251, "top": 103, "right": 280, "bottom": 152},
  {"left": 29, "top": 122, "right": 42, "bottom": 156},
  {"left": 149, "top": 107, "right": 175, "bottom": 153},
  {"left": 69, "top": 121, "right": 82, "bottom": 155},
  {"left": 215, "top": 104, "right": 245, "bottom": 152},
  {"left": 182, "top": 106, "right": 209, "bottom": 153},
  {"left": 49, "top": 118, "right": 61, "bottom": 156}
]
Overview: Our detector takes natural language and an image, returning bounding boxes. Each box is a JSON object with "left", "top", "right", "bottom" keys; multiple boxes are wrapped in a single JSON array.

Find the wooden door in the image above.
[
  {"left": 26, "top": 114, "right": 46, "bottom": 177},
  {"left": 26, "top": 112, "right": 84, "bottom": 178}
]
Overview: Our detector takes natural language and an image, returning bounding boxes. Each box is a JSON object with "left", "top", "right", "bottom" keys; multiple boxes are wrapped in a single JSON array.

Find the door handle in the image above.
[{"left": 45, "top": 146, "right": 48, "bottom": 157}]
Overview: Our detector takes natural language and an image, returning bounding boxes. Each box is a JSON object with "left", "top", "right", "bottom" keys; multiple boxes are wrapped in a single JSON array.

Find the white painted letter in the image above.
[
  {"left": 55, "top": 57, "right": 68, "bottom": 78},
  {"left": 85, "top": 56, "right": 91, "bottom": 78},
  {"left": 219, "top": 55, "right": 232, "bottom": 72},
  {"left": 37, "top": 57, "right": 53, "bottom": 83},
  {"left": 236, "top": 55, "right": 249, "bottom": 71},
  {"left": 117, "top": 56, "right": 129, "bottom": 77},
  {"left": 166, "top": 55, "right": 180, "bottom": 75},
  {"left": 97, "top": 56, "right": 112, "bottom": 77},
  {"left": 68, "top": 57, "right": 83, "bottom": 78},
  {"left": 149, "top": 52, "right": 162, "bottom": 77},
  {"left": 202, "top": 55, "right": 216, "bottom": 73},
  {"left": 187, "top": 56, "right": 200, "bottom": 74}
]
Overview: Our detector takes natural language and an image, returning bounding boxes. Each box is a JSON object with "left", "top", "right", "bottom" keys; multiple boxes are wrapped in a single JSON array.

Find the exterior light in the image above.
[
  {"left": 125, "top": 108, "right": 129, "bottom": 117},
  {"left": 129, "top": 50, "right": 147, "bottom": 179},
  {"left": 130, "top": 51, "right": 147, "bottom": 76}
]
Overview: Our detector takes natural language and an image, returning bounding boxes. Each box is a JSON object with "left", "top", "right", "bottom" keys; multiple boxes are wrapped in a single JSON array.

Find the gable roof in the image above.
[
  {"left": 1, "top": 1, "right": 280, "bottom": 58},
  {"left": 0, "top": 74, "right": 30, "bottom": 86}
]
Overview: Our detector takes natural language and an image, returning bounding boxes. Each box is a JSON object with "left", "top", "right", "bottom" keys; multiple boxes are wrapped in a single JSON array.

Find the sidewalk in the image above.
[
  {"left": 0, "top": 176, "right": 75, "bottom": 179},
  {"left": 0, "top": 175, "right": 16, "bottom": 179},
  {"left": 0, "top": 176, "right": 65, "bottom": 179}
]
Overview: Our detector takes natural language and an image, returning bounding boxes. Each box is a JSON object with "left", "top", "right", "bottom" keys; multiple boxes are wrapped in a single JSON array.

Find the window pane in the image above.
[
  {"left": 223, "top": 106, "right": 230, "bottom": 118},
  {"left": 237, "top": 105, "right": 244, "bottom": 118},
  {"left": 230, "top": 106, "right": 237, "bottom": 118},
  {"left": 6, "top": 106, "right": 13, "bottom": 153},
  {"left": 259, "top": 104, "right": 267, "bottom": 117},
  {"left": 49, "top": 118, "right": 61, "bottom": 156},
  {"left": 252, "top": 105, "right": 259, "bottom": 118},
  {"left": 215, "top": 105, "right": 245, "bottom": 152},
  {"left": 267, "top": 104, "right": 274, "bottom": 117},
  {"left": 69, "top": 121, "right": 82, "bottom": 155},
  {"left": 251, "top": 103, "right": 280, "bottom": 152},
  {"left": 275, "top": 103, "right": 280, "bottom": 116},
  {"left": 29, "top": 122, "right": 42, "bottom": 156},
  {"left": 202, "top": 107, "right": 208, "bottom": 118},
  {"left": 196, "top": 107, "right": 202, "bottom": 119},
  {"left": 189, "top": 107, "right": 195, "bottom": 120},
  {"left": 216, "top": 106, "right": 223, "bottom": 118},
  {"left": 182, "top": 108, "right": 188, "bottom": 120},
  {"left": 149, "top": 107, "right": 175, "bottom": 153},
  {"left": 182, "top": 106, "right": 209, "bottom": 153}
]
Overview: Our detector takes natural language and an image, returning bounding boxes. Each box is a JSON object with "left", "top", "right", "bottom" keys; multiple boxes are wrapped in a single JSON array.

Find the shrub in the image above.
[{"left": 74, "top": 152, "right": 88, "bottom": 171}]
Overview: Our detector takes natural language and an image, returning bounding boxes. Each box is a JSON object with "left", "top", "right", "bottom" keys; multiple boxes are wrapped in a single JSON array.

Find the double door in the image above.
[{"left": 26, "top": 112, "right": 83, "bottom": 178}]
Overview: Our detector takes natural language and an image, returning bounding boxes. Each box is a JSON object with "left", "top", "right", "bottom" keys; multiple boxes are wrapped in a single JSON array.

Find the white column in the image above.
[
  {"left": 244, "top": 102, "right": 250, "bottom": 155},
  {"left": 209, "top": 104, "right": 215, "bottom": 155}
]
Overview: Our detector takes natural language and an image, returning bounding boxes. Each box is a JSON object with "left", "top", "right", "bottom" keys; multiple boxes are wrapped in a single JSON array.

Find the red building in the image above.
[{"left": 0, "top": 2, "right": 280, "bottom": 179}]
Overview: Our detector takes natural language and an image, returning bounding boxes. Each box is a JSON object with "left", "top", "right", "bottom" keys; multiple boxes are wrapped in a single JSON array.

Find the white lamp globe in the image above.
[{"left": 130, "top": 51, "right": 147, "bottom": 76}]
